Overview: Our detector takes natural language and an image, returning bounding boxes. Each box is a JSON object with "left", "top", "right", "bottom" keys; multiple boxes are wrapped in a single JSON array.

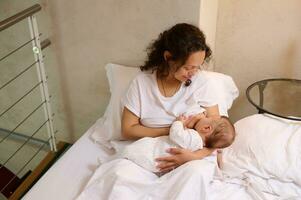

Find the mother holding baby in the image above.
[
  {"left": 79, "top": 23, "right": 238, "bottom": 199},
  {"left": 122, "top": 23, "right": 224, "bottom": 171}
]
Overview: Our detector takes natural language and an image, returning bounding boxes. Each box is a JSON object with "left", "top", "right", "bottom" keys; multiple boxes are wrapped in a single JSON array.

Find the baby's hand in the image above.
[
  {"left": 199, "top": 112, "right": 207, "bottom": 119},
  {"left": 176, "top": 115, "right": 187, "bottom": 123}
]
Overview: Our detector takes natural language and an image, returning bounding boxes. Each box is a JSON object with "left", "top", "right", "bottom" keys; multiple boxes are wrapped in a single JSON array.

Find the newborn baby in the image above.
[{"left": 120, "top": 113, "right": 236, "bottom": 174}]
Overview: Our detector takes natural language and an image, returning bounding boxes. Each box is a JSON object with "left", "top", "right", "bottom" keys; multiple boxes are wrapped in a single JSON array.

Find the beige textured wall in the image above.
[
  {"left": 199, "top": 0, "right": 218, "bottom": 53},
  {"left": 215, "top": 0, "right": 301, "bottom": 122},
  {"left": 199, "top": 0, "right": 219, "bottom": 70},
  {"left": 45, "top": 0, "right": 201, "bottom": 141}
]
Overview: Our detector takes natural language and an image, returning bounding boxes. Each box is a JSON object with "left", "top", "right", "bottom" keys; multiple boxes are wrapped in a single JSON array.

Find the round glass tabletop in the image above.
[{"left": 246, "top": 78, "right": 301, "bottom": 121}]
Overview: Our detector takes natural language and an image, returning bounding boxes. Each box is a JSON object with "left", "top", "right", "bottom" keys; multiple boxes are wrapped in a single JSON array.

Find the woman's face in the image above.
[{"left": 174, "top": 51, "right": 206, "bottom": 82}]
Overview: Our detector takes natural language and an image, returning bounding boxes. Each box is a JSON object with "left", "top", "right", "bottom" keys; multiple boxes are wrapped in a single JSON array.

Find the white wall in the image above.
[
  {"left": 199, "top": 0, "right": 219, "bottom": 70},
  {"left": 215, "top": 0, "right": 301, "bottom": 122},
  {"left": 199, "top": 0, "right": 219, "bottom": 54}
]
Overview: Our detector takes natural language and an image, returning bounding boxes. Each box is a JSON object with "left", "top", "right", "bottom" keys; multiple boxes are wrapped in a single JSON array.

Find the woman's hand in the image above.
[
  {"left": 155, "top": 148, "right": 197, "bottom": 173},
  {"left": 155, "top": 147, "right": 215, "bottom": 173}
]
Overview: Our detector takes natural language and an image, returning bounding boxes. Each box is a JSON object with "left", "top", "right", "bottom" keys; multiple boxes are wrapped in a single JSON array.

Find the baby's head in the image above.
[{"left": 194, "top": 116, "right": 235, "bottom": 149}]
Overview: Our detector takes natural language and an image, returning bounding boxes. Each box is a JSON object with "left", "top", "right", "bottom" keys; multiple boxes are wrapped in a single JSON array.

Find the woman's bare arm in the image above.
[
  {"left": 155, "top": 147, "right": 215, "bottom": 172},
  {"left": 193, "top": 147, "right": 215, "bottom": 159},
  {"left": 184, "top": 105, "right": 220, "bottom": 129},
  {"left": 122, "top": 107, "right": 170, "bottom": 140},
  {"left": 205, "top": 104, "right": 220, "bottom": 118}
]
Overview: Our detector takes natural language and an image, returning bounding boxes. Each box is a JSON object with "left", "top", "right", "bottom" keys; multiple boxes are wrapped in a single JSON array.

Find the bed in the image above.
[
  {"left": 22, "top": 123, "right": 252, "bottom": 200},
  {"left": 23, "top": 64, "right": 301, "bottom": 200}
]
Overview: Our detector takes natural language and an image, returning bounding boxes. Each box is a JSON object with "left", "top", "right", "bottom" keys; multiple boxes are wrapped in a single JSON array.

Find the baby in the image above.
[{"left": 121, "top": 113, "right": 236, "bottom": 174}]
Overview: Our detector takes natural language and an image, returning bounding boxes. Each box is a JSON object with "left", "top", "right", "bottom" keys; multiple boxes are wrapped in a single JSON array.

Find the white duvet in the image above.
[
  {"left": 222, "top": 114, "right": 301, "bottom": 199},
  {"left": 77, "top": 114, "right": 301, "bottom": 200}
]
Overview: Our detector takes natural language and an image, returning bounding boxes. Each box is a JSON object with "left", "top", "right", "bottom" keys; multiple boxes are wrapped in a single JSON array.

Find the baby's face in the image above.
[{"left": 204, "top": 117, "right": 236, "bottom": 149}]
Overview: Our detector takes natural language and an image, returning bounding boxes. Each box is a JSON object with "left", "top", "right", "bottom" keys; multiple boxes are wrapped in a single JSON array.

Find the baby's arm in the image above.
[{"left": 169, "top": 118, "right": 203, "bottom": 151}]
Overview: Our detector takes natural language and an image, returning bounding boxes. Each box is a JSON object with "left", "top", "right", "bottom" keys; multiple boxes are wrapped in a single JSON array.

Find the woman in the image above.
[
  {"left": 78, "top": 23, "right": 224, "bottom": 199},
  {"left": 122, "top": 23, "right": 220, "bottom": 173}
]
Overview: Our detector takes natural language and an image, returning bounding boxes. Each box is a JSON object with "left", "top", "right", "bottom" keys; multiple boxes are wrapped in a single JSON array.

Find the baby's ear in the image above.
[{"left": 202, "top": 124, "right": 213, "bottom": 135}]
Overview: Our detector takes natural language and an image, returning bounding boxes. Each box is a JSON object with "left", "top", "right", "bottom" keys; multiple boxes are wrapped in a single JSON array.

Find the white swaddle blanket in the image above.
[{"left": 120, "top": 121, "right": 204, "bottom": 173}]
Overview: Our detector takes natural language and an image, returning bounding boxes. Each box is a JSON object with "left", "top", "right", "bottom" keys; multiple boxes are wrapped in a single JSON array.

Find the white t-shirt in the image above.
[
  {"left": 122, "top": 70, "right": 227, "bottom": 128},
  {"left": 121, "top": 121, "right": 203, "bottom": 172}
]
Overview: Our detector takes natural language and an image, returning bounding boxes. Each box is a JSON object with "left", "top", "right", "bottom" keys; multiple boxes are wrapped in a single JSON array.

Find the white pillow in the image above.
[
  {"left": 222, "top": 114, "right": 301, "bottom": 186},
  {"left": 90, "top": 63, "right": 139, "bottom": 148},
  {"left": 199, "top": 71, "right": 239, "bottom": 116},
  {"left": 90, "top": 63, "right": 239, "bottom": 148}
]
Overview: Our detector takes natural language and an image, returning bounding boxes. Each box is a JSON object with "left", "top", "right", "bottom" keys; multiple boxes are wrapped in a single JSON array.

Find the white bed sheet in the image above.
[
  {"left": 23, "top": 126, "right": 113, "bottom": 200},
  {"left": 22, "top": 125, "right": 265, "bottom": 200}
]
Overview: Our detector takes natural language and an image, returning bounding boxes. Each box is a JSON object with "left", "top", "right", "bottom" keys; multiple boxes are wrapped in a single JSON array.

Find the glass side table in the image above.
[{"left": 246, "top": 78, "right": 301, "bottom": 121}]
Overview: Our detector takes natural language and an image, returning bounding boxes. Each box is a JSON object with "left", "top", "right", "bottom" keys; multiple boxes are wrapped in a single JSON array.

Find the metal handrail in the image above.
[
  {"left": 0, "top": 128, "right": 49, "bottom": 146},
  {"left": 41, "top": 39, "right": 51, "bottom": 50},
  {"left": 0, "top": 136, "right": 52, "bottom": 194},
  {"left": 0, "top": 119, "right": 49, "bottom": 167},
  {"left": 0, "top": 37, "right": 37, "bottom": 62},
  {"left": 0, "top": 60, "right": 39, "bottom": 91},
  {"left": 0, "top": 4, "right": 58, "bottom": 197},
  {"left": 0, "top": 100, "right": 46, "bottom": 143},
  {"left": 0, "top": 81, "right": 42, "bottom": 118},
  {"left": 0, "top": 4, "right": 41, "bottom": 32},
  {"left": 1, "top": 9, "right": 56, "bottom": 156}
]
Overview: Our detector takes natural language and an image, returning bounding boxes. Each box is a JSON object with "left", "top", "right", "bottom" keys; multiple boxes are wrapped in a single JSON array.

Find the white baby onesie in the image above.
[{"left": 121, "top": 121, "right": 204, "bottom": 173}]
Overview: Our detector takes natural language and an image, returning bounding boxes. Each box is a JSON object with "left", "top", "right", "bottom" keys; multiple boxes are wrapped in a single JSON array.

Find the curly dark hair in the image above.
[{"left": 140, "top": 23, "right": 212, "bottom": 78}]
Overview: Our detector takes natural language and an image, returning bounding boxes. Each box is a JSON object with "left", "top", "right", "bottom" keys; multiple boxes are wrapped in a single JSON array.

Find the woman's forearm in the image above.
[
  {"left": 193, "top": 147, "right": 215, "bottom": 159},
  {"left": 123, "top": 124, "right": 169, "bottom": 140},
  {"left": 122, "top": 107, "right": 169, "bottom": 139},
  {"left": 205, "top": 105, "right": 221, "bottom": 118}
]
